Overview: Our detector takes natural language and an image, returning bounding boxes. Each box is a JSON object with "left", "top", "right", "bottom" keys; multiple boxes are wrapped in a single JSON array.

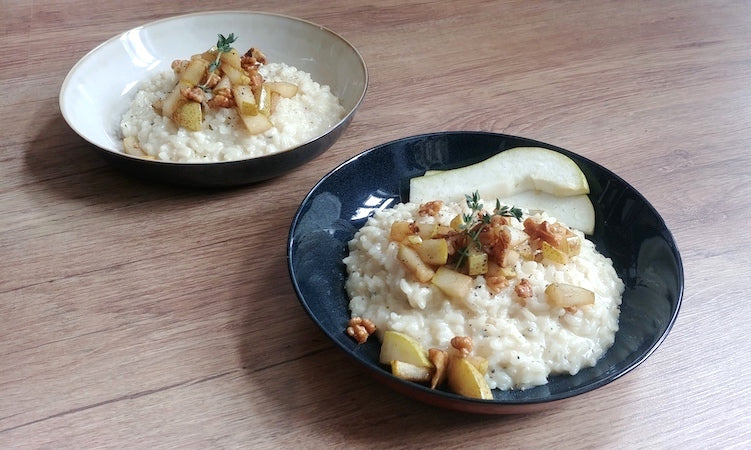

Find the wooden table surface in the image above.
[{"left": 2, "top": 0, "right": 750, "bottom": 448}]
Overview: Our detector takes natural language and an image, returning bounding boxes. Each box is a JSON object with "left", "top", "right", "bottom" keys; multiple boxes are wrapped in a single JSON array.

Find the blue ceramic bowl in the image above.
[{"left": 287, "top": 131, "right": 683, "bottom": 414}]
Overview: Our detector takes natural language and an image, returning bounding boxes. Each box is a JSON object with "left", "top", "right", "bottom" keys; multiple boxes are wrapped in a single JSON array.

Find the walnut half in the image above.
[{"left": 346, "top": 317, "right": 376, "bottom": 344}]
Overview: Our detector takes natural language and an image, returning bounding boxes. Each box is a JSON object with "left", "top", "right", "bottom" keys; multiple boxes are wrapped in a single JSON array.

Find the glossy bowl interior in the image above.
[
  {"left": 59, "top": 11, "right": 367, "bottom": 187},
  {"left": 287, "top": 131, "right": 683, "bottom": 414}
]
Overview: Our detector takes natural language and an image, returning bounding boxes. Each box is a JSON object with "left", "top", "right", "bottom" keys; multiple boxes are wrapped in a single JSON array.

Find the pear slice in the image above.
[
  {"left": 413, "top": 238, "right": 449, "bottom": 265},
  {"left": 238, "top": 113, "right": 273, "bottom": 135},
  {"left": 447, "top": 354, "right": 493, "bottom": 400},
  {"left": 173, "top": 101, "right": 202, "bottom": 131},
  {"left": 179, "top": 57, "right": 208, "bottom": 85},
  {"left": 409, "top": 147, "right": 590, "bottom": 204},
  {"left": 390, "top": 360, "right": 433, "bottom": 383},
  {"left": 545, "top": 282, "right": 595, "bottom": 308},
  {"left": 497, "top": 190, "right": 595, "bottom": 235},
  {"left": 541, "top": 241, "right": 569, "bottom": 265},
  {"left": 265, "top": 81, "right": 298, "bottom": 98},
  {"left": 379, "top": 330, "right": 432, "bottom": 368},
  {"left": 233, "top": 85, "right": 259, "bottom": 116},
  {"left": 431, "top": 266, "right": 474, "bottom": 300}
]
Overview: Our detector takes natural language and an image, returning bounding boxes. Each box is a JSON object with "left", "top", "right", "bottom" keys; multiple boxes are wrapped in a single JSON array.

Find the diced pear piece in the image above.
[
  {"left": 409, "top": 146, "right": 590, "bottom": 202},
  {"left": 220, "top": 48, "right": 241, "bottom": 68},
  {"left": 161, "top": 81, "right": 191, "bottom": 120},
  {"left": 223, "top": 64, "right": 250, "bottom": 85},
  {"left": 486, "top": 261, "right": 503, "bottom": 277},
  {"left": 435, "top": 225, "right": 453, "bottom": 236},
  {"left": 233, "top": 85, "right": 259, "bottom": 116},
  {"left": 431, "top": 266, "right": 473, "bottom": 300},
  {"left": 238, "top": 113, "right": 273, "bottom": 135},
  {"left": 541, "top": 241, "right": 569, "bottom": 265},
  {"left": 256, "top": 84, "right": 272, "bottom": 116},
  {"left": 404, "top": 235, "right": 422, "bottom": 246},
  {"left": 379, "top": 330, "right": 432, "bottom": 368},
  {"left": 563, "top": 234, "right": 582, "bottom": 256},
  {"left": 414, "top": 238, "right": 448, "bottom": 265},
  {"left": 466, "top": 247, "right": 488, "bottom": 276},
  {"left": 180, "top": 57, "right": 208, "bottom": 85},
  {"left": 214, "top": 75, "right": 232, "bottom": 92},
  {"left": 198, "top": 49, "right": 217, "bottom": 62},
  {"left": 447, "top": 354, "right": 493, "bottom": 400},
  {"left": 390, "top": 360, "right": 433, "bottom": 383},
  {"left": 449, "top": 214, "right": 463, "bottom": 230},
  {"left": 416, "top": 222, "right": 438, "bottom": 239},
  {"left": 545, "top": 282, "right": 595, "bottom": 308},
  {"left": 265, "top": 81, "right": 298, "bottom": 98},
  {"left": 397, "top": 244, "right": 435, "bottom": 283},
  {"left": 389, "top": 221, "right": 413, "bottom": 242},
  {"left": 173, "top": 101, "right": 202, "bottom": 131}
]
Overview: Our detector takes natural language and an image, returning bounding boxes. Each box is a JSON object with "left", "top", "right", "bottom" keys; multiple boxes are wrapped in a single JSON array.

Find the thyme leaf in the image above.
[
  {"left": 454, "top": 191, "right": 523, "bottom": 270},
  {"left": 216, "top": 33, "right": 237, "bottom": 53},
  {"left": 198, "top": 33, "right": 238, "bottom": 91},
  {"left": 494, "top": 199, "right": 523, "bottom": 222}
]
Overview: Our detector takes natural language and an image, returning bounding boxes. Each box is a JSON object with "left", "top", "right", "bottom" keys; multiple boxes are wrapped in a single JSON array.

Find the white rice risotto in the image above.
[
  {"left": 120, "top": 63, "right": 345, "bottom": 162},
  {"left": 344, "top": 200, "right": 624, "bottom": 390}
]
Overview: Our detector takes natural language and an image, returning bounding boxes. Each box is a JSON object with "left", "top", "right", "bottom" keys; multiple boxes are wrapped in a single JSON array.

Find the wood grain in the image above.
[{"left": 2, "top": 0, "right": 750, "bottom": 447}]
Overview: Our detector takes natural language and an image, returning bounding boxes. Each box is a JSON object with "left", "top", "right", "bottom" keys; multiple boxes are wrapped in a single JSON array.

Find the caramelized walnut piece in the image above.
[
  {"left": 523, "top": 217, "right": 569, "bottom": 250},
  {"left": 445, "top": 232, "right": 467, "bottom": 257},
  {"left": 207, "top": 94, "right": 234, "bottom": 109},
  {"left": 203, "top": 71, "right": 221, "bottom": 89},
  {"left": 207, "top": 88, "right": 235, "bottom": 109},
  {"left": 346, "top": 317, "right": 376, "bottom": 344},
  {"left": 248, "top": 70, "right": 264, "bottom": 89},
  {"left": 478, "top": 219, "right": 512, "bottom": 267},
  {"left": 180, "top": 85, "right": 206, "bottom": 103},
  {"left": 241, "top": 47, "right": 267, "bottom": 70},
  {"left": 514, "top": 278, "right": 534, "bottom": 298},
  {"left": 241, "top": 48, "right": 267, "bottom": 94},
  {"left": 171, "top": 59, "right": 189, "bottom": 74},
  {"left": 450, "top": 336, "right": 473, "bottom": 357},
  {"left": 486, "top": 275, "right": 510, "bottom": 294},
  {"left": 418, "top": 200, "right": 444, "bottom": 217}
]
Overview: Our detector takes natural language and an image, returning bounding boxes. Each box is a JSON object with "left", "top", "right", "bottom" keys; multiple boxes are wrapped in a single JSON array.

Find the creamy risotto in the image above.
[
  {"left": 344, "top": 199, "right": 624, "bottom": 391},
  {"left": 120, "top": 63, "right": 345, "bottom": 162}
]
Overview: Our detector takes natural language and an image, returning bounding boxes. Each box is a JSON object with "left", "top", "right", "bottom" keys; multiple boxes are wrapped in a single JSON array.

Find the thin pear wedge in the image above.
[
  {"left": 447, "top": 354, "right": 493, "bottom": 400},
  {"left": 498, "top": 190, "right": 595, "bottom": 235},
  {"left": 391, "top": 360, "right": 433, "bottom": 383},
  {"left": 379, "top": 330, "right": 432, "bottom": 368},
  {"left": 409, "top": 147, "right": 590, "bottom": 204}
]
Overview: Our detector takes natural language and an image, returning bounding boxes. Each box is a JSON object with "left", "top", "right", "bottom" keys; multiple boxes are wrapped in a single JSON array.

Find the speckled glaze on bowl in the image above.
[
  {"left": 59, "top": 11, "right": 367, "bottom": 187},
  {"left": 287, "top": 131, "right": 683, "bottom": 414}
]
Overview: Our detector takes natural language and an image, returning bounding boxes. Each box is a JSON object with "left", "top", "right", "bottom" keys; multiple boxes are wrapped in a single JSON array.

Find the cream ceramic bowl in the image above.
[{"left": 59, "top": 11, "right": 367, "bottom": 187}]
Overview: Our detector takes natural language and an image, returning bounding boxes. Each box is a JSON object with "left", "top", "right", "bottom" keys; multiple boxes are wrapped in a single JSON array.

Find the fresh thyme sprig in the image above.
[
  {"left": 494, "top": 199, "right": 523, "bottom": 222},
  {"left": 454, "top": 191, "right": 523, "bottom": 270},
  {"left": 199, "top": 33, "right": 238, "bottom": 91}
]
